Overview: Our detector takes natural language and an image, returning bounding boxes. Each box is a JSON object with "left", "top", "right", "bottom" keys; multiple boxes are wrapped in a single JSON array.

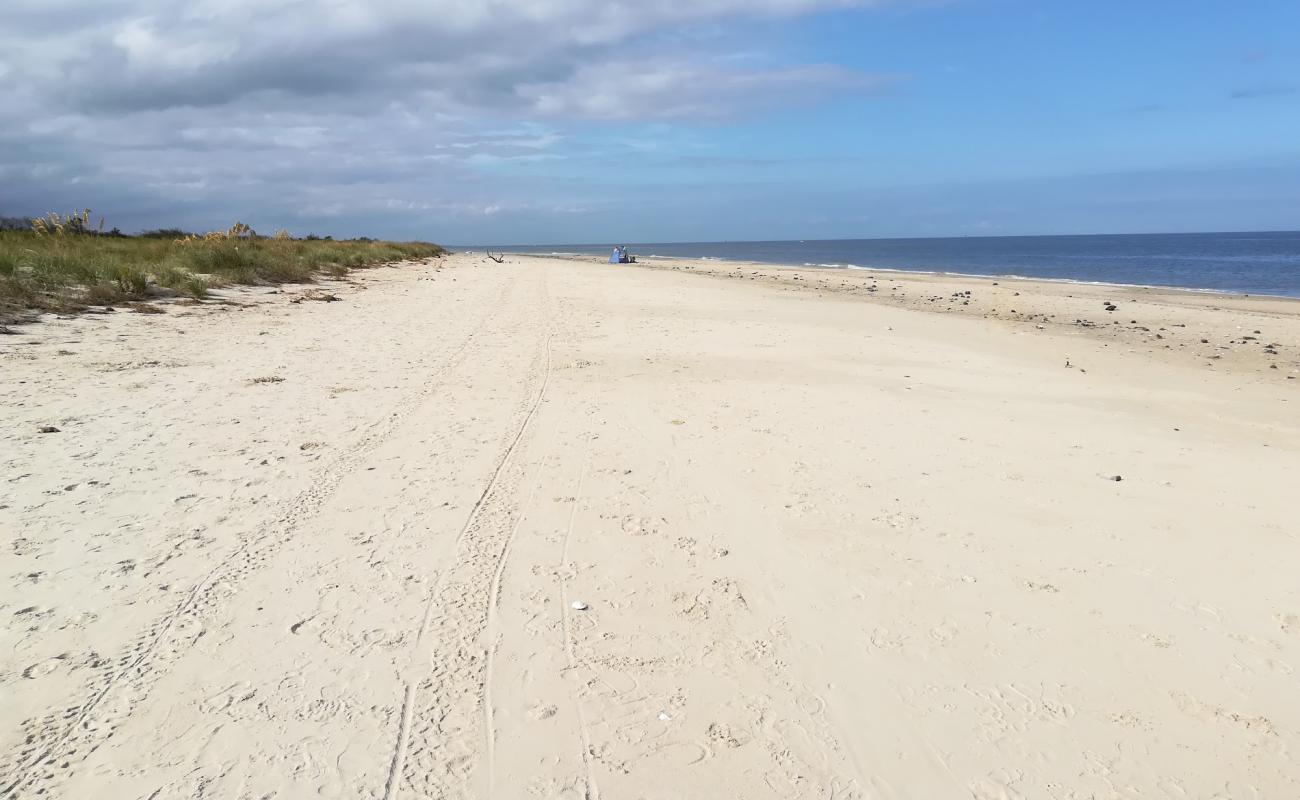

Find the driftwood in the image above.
[{"left": 486, "top": 252, "right": 505, "bottom": 263}]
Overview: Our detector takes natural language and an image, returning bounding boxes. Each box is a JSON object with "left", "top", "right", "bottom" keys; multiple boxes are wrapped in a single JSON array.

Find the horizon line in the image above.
[{"left": 455, "top": 228, "right": 1300, "bottom": 250}]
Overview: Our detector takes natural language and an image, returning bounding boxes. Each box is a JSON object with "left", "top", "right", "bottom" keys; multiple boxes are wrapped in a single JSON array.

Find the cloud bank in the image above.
[{"left": 1, "top": 0, "right": 898, "bottom": 238}]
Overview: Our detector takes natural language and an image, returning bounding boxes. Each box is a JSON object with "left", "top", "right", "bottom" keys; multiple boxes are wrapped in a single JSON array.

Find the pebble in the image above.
[
  {"left": 38, "top": 426, "right": 60, "bottom": 434},
  {"left": 571, "top": 601, "right": 589, "bottom": 611}
]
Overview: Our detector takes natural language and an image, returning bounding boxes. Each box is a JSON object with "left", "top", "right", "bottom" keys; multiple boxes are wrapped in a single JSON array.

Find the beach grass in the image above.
[{"left": 0, "top": 216, "right": 444, "bottom": 324}]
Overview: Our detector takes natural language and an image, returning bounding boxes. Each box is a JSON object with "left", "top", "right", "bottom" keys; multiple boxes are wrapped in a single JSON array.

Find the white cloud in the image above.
[
  {"left": 0, "top": 0, "right": 907, "bottom": 236},
  {"left": 520, "top": 61, "right": 895, "bottom": 120},
  {"left": 113, "top": 18, "right": 238, "bottom": 71},
  {"left": 5, "top": 0, "right": 895, "bottom": 114}
]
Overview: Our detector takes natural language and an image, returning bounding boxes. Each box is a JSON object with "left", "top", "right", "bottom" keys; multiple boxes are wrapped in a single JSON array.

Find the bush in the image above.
[
  {"left": 0, "top": 221, "right": 443, "bottom": 324},
  {"left": 0, "top": 249, "right": 19, "bottom": 276},
  {"left": 107, "top": 263, "right": 149, "bottom": 296},
  {"left": 155, "top": 265, "right": 208, "bottom": 298},
  {"left": 179, "top": 243, "right": 271, "bottom": 283},
  {"left": 28, "top": 252, "right": 98, "bottom": 289},
  {"left": 84, "top": 282, "right": 127, "bottom": 306}
]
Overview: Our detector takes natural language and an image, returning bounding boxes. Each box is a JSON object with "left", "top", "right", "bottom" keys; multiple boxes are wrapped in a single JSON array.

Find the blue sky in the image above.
[{"left": 2, "top": 0, "right": 1298, "bottom": 243}]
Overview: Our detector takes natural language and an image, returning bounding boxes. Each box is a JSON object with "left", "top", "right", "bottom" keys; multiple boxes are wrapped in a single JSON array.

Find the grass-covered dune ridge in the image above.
[{"left": 1, "top": 212, "right": 445, "bottom": 324}]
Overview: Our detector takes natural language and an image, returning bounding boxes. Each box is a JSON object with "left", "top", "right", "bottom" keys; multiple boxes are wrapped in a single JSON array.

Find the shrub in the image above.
[
  {"left": 107, "top": 263, "right": 149, "bottom": 296},
  {"left": 84, "top": 282, "right": 126, "bottom": 306},
  {"left": 154, "top": 266, "right": 208, "bottom": 298},
  {"left": 0, "top": 217, "right": 444, "bottom": 324},
  {"left": 0, "top": 249, "right": 19, "bottom": 276}
]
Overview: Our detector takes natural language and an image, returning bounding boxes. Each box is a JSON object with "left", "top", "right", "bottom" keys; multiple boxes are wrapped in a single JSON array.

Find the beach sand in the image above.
[{"left": 2, "top": 252, "right": 1298, "bottom": 798}]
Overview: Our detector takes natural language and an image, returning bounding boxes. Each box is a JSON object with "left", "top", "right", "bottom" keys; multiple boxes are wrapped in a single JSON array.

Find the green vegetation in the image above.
[{"left": 1, "top": 212, "right": 445, "bottom": 324}]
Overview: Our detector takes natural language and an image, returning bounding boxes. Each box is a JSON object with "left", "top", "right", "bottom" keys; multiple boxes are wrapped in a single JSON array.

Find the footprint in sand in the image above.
[
  {"left": 1140, "top": 632, "right": 1173, "bottom": 649},
  {"left": 23, "top": 656, "right": 67, "bottom": 679},
  {"left": 621, "top": 516, "right": 658, "bottom": 536},
  {"left": 677, "top": 579, "right": 748, "bottom": 620},
  {"left": 874, "top": 510, "right": 919, "bottom": 530},
  {"left": 527, "top": 703, "right": 558, "bottom": 721},
  {"left": 928, "top": 619, "right": 960, "bottom": 645},
  {"left": 644, "top": 740, "right": 713, "bottom": 769},
  {"left": 360, "top": 628, "right": 405, "bottom": 648},
  {"left": 199, "top": 683, "right": 257, "bottom": 714},
  {"left": 707, "top": 721, "right": 753, "bottom": 749}
]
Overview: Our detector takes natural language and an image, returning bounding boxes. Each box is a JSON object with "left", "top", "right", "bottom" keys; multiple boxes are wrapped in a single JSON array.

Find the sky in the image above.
[{"left": 1, "top": 0, "right": 1298, "bottom": 244}]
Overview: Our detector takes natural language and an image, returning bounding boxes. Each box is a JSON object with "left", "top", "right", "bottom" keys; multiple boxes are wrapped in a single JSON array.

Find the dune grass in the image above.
[{"left": 0, "top": 219, "right": 444, "bottom": 324}]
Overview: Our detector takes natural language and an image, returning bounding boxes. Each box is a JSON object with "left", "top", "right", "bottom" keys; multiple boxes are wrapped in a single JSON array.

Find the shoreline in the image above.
[
  {"left": 498, "top": 249, "right": 1300, "bottom": 301},
  {"left": 500, "top": 252, "right": 1300, "bottom": 381}
]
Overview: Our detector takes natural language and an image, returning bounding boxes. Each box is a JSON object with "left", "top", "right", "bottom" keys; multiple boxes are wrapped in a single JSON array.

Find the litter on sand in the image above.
[{"left": 571, "top": 601, "right": 589, "bottom": 611}]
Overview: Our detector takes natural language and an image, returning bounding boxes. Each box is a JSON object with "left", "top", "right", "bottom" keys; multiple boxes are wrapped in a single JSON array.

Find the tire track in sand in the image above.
[
  {"left": 559, "top": 457, "right": 602, "bottom": 800},
  {"left": 384, "top": 271, "right": 555, "bottom": 800},
  {"left": 483, "top": 389, "right": 560, "bottom": 797},
  {"left": 0, "top": 268, "right": 510, "bottom": 799}
]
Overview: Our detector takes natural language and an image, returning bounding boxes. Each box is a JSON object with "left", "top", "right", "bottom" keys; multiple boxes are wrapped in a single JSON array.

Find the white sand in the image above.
[{"left": 2, "top": 253, "right": 1298, "bottom": 798}]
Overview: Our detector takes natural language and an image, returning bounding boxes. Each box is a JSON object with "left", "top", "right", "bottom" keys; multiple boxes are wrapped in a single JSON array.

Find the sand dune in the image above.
[{"left": 2, "top": 253, "right": 1298, "bottom": 798}]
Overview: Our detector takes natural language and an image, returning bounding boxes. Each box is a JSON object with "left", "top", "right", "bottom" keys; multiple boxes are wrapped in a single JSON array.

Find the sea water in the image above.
[{"left": 493, "top": 231, "right": 1300, "bottom": 298}]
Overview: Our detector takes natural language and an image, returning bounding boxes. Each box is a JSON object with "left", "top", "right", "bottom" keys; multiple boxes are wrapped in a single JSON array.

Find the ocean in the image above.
[{"left": 493, "top": 231, "right": 1300, "bottom": 298}]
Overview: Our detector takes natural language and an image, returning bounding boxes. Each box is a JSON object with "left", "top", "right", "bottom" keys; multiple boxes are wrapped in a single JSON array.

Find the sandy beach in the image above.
[{"left": 3, "top": 252, "right": 1298, "bottom": 798}]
